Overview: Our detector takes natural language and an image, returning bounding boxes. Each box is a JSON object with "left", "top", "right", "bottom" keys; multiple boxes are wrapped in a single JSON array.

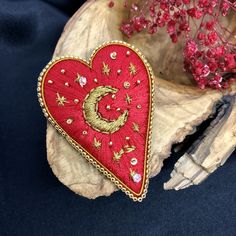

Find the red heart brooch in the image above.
[{"left": 38, "top": 41, "right": 154, "bottom": 201}]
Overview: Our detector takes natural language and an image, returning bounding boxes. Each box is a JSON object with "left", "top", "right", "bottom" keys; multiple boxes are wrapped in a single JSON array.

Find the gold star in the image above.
[
  {"left": 93, "top": 137, "right": 101, "bottom": 149},
  {"left": 113, "top": 148, "right": 124, "bottom": 161},
  {"left": 129, "top": 63, "right": 137, "bottom": 75},
  {"left": 102, "top": 62, "right": 110, "bottom": 75},
  {"left": 124, "top": 145, "right": 136, "bottom": 153},
  {"left": 132, "top": 122, "right": 140, "bottom": 132},
  {"left": 56, "top": 92, "right": 68, "bottom": 106},
  {"left": 125, "top": 93, "right": 132, "bottom": 104}
]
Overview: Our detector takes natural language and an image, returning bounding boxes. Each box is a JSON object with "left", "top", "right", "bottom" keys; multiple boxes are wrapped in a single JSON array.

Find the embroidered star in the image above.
[
  {"left": 124, "top": 145, "right": 136, "bottom": 153},
  {"left": 113, "top": 148, "right": 124, "bottom": 161},
  {"left": 132, "top": 122, "right": 140, "bottom": 132},
  {"left": 56, "top": 92, "right": 68, "bottom": 106},
  {"left": 129, "top": 63, "right": 137, "bottom": 75},
  {"left": 125, "top": 93, "right": 132, "bottom": 104},
  {"left": 102, "top": 62, "right": 110, "bottom": 75},
  {"left": 93, "top": 137, "right": 102, "bottom": 149}
]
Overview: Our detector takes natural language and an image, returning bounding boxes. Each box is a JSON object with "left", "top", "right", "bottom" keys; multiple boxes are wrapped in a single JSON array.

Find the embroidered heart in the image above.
[{"left": 38, "top": 41, "right": 154, "bottom": 201}]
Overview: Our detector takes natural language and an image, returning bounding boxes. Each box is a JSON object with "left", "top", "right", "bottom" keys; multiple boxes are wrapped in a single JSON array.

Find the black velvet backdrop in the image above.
[{"left": 1, "top": 1, "right": 236, "bottom": 235}]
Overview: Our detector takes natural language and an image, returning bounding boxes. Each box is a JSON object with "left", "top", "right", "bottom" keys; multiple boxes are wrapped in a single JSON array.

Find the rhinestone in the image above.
[
  {"left": 106, "top": 105, "right": 111, "bottom": 110},
  {"left": 124, "top": 81, "right": 130, "bottom": 89},
  {"left": 61, "top": 69, "right": 65, "bottom": 74},
  {"left": 136, "top": 80, "right": 141, "bottom": 84},
  {"left": 109, "top": 141, "right": 113, "bottom": 146},
  {"left": 111, "top": 94, "right": 116, "bottom": 99},
  {"left": 78, "top": 76, "right": 87, "bottom": 87},
  {"left": 64, "top": 82, "right": 69, "bottom": 87},
  {"left": 136, "top": 104, "right": 142, "bottom": 109},
  {"left": 110, "top": 52, "right": 117, "bottom": 60},
  {"left": 94, "top": 78, "right": 98, "bottom": 83},
  {"left": 74, "top": 99, "right": 79, "bottom": 104},
  {"left": 66, "top": 118, "right": 73, "bottom": 124},
  {"left": 117, "top": 69, "right": 122, "bottom": 75},
  {"left": 130, "top": 158, "right": 138, "bottom": 166},
  {"left": 125, "top": 136, "right": 130, "bottom": 140},
  {"left": 132, "top": 173, "right": 141, "bottom": 183},
  {"left": 116, "top": 107, "right": 121, "bottom": 111},
  {"left": 126, "top": 51, "right": 131, "bottom": 56},
  {"left": 48, "top": 80, "right": 53, "bottom": 84}
]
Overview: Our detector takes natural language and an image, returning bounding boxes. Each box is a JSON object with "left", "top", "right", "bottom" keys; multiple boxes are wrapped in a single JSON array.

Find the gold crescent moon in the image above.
[{"left": 83, "top": 86, "right": 129, "bottom": 134}]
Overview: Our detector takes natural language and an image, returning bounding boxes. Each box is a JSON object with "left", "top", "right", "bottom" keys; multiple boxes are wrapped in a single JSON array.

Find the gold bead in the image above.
[
  {"left": 61, "top": 69, "right": 65, "bottom": 74},
  {"left": 48, "top": 80, "right": 53, "bottom": 84},
  {"left": 82, "top": 131, "right": 87, "bottom": 135},
  {"left": 110, "top": 52, "right": 117, "bottom": 60},
  {"left": 124, "top": 81, "right": 130, "bottom": 89}
]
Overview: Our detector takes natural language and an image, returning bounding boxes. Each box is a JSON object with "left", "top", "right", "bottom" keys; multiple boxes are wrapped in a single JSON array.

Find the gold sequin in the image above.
[
  {"left": 110, "top": 52, "right": 117, "bottom": 60},
  {"left": 130, "top": 158, "right": 138, "bottom": 166},
  {"left": 124, "top": 81, "right": 130, "bottom": 89},
  {"left": 66, "top": 118, "right": 73, "bottom": 124},
  {"left": 82, "top": 130, "right": 88, "bottom": 135}
]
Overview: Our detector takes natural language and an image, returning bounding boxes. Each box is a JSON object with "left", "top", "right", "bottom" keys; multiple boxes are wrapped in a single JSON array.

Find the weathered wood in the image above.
[
  {"left": 164, "top": 85, "right": 236, "bottom": 190},
  {"left": 46, "top": 0, "right": 236, "bottom": 198}
]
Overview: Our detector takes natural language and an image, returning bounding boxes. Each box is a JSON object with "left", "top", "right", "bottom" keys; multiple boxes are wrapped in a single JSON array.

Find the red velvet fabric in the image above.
[{"left": 40, "top": 43, "right": 153, "bottom": 198}]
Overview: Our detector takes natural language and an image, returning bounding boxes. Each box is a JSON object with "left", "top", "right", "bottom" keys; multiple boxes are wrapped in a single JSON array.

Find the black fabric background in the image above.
[{"left": 0, "top": 1, "right": 236, "bottom": 235}]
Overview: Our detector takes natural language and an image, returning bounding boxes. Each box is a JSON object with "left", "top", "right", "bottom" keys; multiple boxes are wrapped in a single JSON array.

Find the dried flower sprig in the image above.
[{"left": 118, "top": 0, "right": 236, "bottom": 89}]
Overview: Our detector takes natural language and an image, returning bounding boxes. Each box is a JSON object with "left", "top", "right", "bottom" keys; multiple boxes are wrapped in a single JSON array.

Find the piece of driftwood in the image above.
[{"left": 46, "top": 0, "right": 236, "bottom": 198}]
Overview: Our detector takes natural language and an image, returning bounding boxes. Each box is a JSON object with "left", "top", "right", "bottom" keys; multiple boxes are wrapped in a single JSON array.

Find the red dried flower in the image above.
[{"left": 118, "top": 0, "right": 236, "bottom": 89}]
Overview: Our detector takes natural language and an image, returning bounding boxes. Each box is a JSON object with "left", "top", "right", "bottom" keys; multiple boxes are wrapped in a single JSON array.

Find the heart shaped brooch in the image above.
[{"left": 37, "top": 41, "right": 154, "bottom": 201}]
